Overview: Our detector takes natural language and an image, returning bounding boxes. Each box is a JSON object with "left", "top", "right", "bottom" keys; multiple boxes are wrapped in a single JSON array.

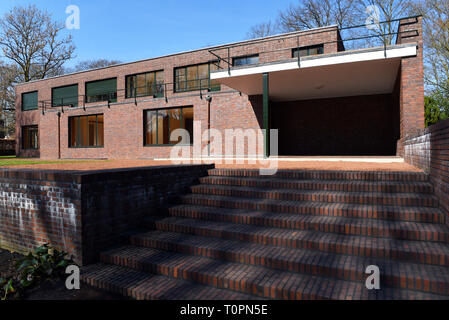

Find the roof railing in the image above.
[{"left": 209, "top": 15, "right": 421, "bottom": 71}]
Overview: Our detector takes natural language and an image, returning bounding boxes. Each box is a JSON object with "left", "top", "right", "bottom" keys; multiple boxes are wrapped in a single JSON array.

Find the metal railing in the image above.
[
  {"left": 208, "top": 15, "right": 420, "bottom": 74},
  {"left": 36, "top": 79, "right": 222, "bottom": 115}
]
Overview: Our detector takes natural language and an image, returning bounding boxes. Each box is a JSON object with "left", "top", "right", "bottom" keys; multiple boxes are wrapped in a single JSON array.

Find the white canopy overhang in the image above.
[{"left": 210, "top": 43, "right": 416, "bottom": 102}]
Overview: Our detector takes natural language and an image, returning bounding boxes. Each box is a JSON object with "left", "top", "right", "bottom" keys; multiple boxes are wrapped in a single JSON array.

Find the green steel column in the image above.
[{"left": 263, "top": 73, "right": 269, "bottom": 158}]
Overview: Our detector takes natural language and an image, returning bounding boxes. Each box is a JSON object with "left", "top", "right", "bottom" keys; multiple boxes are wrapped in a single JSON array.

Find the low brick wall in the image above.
[
  {"left": 404, "top": 118, "right": 449, "bottom": 225},
  {"left": 0, "top": 164, "right": 213, "bottom": 265},
  {"left": 0, "top": 139, "right": 15, "bottom": 156}
]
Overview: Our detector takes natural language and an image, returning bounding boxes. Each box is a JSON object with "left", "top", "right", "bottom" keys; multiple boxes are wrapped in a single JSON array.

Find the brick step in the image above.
[
  {"left": 190, "top": 184, "right": 439, "bottom": 208},
  {"left": 167, "top": 205, "right": 449, "bottom": 242},
  {"left": 179, "top": 194, "right": 445, "bottom": 224},
  {"left": 208, "top": 169, "right": 429, "bottom": 182},
  {"left": 130, "top": 230, "right": 449, "bottom": 295},
  {"left": 99, "top": 245, "right": 448, "bottom": 300},
  {"left": 146, "top": 216, "right": 449, "bottom": 266},
  {"left": 200, "top": 176, "right": 434, "bottom": 194},
  {"left": 80, "top": 263, "right": 259, "bottom": 300}
]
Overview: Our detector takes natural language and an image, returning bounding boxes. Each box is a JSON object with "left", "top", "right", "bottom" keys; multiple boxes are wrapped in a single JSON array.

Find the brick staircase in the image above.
[{"left": 81, "top": 168, "right": 449, "bottom": 300}]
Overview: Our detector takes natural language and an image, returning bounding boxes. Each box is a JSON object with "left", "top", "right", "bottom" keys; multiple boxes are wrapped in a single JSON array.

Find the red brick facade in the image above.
[
  {"left": 396, "top": 16, "right": 425, "bottom": 155},
  {"left": 15, "top": 19, "right": 424, "bottom": 159}
]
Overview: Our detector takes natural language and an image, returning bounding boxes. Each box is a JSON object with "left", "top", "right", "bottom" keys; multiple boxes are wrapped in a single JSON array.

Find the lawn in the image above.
[{"left": 0, "top": 156, "right": 93, "bottom": 167}]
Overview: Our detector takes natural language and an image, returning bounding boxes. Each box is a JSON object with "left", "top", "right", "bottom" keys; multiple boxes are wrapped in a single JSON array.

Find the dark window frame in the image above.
[
  {"left": 85, "top": 78, "right": 117, "bottom": 104},
  {"left": 174, "top": 61, "right": 221, "bottom": 93},
  {"left": 232, "top": 54, "right": 260, "bottom": 67},
  {"left": 125, "top": 70, "right": 164, "bottom": 99},
  {"left": 21, "top": 91, "right": 38, "bottom": 111},
  {"left": 51, "top": 84, "right": 79, "bottom": 108},
  {"left": 143, "top": 106, "right": 194, "bottom": 147},
  {"left": 292, "top": 44, "right": 324, "bottom": 58},
  {"left": 68, "top": 114, "right": 104, "bottom": 148},
  {"left": 21, "top": 125, "right": 39, "bottom": 150}
]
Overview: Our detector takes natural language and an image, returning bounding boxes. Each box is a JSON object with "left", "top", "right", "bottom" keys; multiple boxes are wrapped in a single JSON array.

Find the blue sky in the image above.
[{"left": 0, "top": 0, "right": 293, "bottom": 67}]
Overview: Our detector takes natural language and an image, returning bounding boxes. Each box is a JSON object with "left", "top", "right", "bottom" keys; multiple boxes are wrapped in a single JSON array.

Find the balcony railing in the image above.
[
  {"left": 85, "top": 92, "right": 118, "bottom": 104},
  {"left": 127, "top": 83, "right": 165, "bottom": 99},
  {"left": 37, "top": 79, "right": 221, "bottom": 114},
  {"left": 174, "top": 78, "right": 220, "bottom": 93},
  {"left": 208, "top": 15, "right": 421, "bottom": 74}
]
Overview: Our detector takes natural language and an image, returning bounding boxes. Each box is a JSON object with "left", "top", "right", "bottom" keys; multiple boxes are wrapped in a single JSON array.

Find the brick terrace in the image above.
[{"left": 0, "top": 158, "right": 421, "bottom": 172}]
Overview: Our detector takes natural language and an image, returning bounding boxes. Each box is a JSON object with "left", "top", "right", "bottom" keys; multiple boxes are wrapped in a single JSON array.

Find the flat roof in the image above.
[{"left": 15, "top": 24, "right": 338, "bottom": 87}]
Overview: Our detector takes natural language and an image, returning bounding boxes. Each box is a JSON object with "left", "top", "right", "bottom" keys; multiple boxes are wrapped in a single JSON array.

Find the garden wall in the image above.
[
  {"left": 0, "top": 164, "right": 213, "bottom": 265},
  {"left": 404, "top": 118, "right": 449, "bottom": 226}
]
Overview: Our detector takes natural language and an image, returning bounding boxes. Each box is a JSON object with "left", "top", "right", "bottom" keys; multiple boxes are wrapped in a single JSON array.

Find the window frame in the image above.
[
  {"left": 85, "top": 78, "right": 117, "bottom": 104},
  {"left": 21, "top": 91, "right": 38, "bottom": 111},
  {"left": 21, "top": 125, "right": 39, "bottom": 150},
  {"left": 143, "top": 106, "right": 194, "bottom": 147},
  {"left": 68, "top": 114, "right": 104, "bottom": 148},
  {"left": 292, "top": 44, "right": 324, "bottom": 58},
  {"left": 125, "top": 70, "right": 164, "bottom": 99},
  {"left": 174, "top": 61, "right": 221, "bottom": 93},
  {"left": 51, "top": 84, "right": 79, "bottom": 108},
  {"left": 232, "top": 54, "right": 260, "bottom": 67}
]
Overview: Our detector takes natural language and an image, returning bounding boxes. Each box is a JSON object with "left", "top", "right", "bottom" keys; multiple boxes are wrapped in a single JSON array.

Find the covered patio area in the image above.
[{"left": 211, "top": 43, "right": 417, "bottom": 157}]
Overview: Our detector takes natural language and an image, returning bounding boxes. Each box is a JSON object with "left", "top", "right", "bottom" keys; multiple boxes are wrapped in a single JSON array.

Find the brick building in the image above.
[{"left": 15, "top": 16, "right": 423, "bottom": 159}]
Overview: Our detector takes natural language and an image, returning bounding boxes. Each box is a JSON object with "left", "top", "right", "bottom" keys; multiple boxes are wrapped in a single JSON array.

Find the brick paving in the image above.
[
  {"left": 81, "top": 168, "right": 449, "bottom": 300},
  {"left": 3, "top": 159, "right": 422, "bottom": 172}
]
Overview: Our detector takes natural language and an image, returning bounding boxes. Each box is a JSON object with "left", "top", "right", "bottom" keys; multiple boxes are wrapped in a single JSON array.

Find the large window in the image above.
[
  {"left": 85, "top": 78, "right": 117, "bottom": 103},
  {"left": 292, "top": 44, "right": 324, "bottom": 58},
  {"left": 22, "top": 91, "right": 38, "bottom": 111},
  {"left": 233, "top": 55, "right": 259, "bottom": 66},
  {"left": 69, "top": 114, "right": 104, "bottom": 148},
  {"left": 144, "top": 106, "right": 193, "bottom": 146},
  {"left": 126, "top": 71, "right": 164, "bottom": 98},
  {"left": 174, "top": 62, "right": 220, "bottom": 92},
  {"left": 22, "top": 125, "right": 39, "bottom": 149},
  {"left": 52, "top": 84, "right": 78, "bottom": 108}
]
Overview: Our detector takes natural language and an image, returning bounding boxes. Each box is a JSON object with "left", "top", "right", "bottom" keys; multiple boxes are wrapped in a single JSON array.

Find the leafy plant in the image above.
[
  {"left": 15, "top": 244, "right": 70, "bottom": 288},
  {"left": 0, "top": 277, "right": 17, "bottom": 300},
  {"left": 425, "top": 94, "right": 449, "bottom": 127},
  {"left": 0, "top": 244, "right": 72, "bottom": 300}
]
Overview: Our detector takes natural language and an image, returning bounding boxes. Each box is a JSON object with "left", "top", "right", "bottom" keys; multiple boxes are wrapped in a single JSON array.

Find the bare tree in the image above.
[
  {"left": 415, "top": 0, "right": 449, "bottom": 93},
  {"left": 247, "top": 21, "right": 279, "bottom": 39},
  {"left": 356, "top": 0, "right": 418, "bottom": 45},
  {"left": 0, "top": 61, "right": 20, "bottom": 137},
  {"left": 0, "top": 5, "right": 75, "bottom": 82},
  {"left": 278, "top": 0, "right": 360, "bottom": 32},
  {"left": 72, "top": 59, "right": 122, "bottom": 72}
]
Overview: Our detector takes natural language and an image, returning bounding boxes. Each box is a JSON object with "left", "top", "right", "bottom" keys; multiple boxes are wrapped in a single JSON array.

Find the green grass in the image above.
[{"left": 0, "top": 156, "right": 95, "bottom": 166}]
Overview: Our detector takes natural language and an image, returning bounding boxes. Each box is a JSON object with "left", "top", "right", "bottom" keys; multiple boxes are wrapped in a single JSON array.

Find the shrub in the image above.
[{"left": 0, "top": 244, "right": 72, "bottom": 300}]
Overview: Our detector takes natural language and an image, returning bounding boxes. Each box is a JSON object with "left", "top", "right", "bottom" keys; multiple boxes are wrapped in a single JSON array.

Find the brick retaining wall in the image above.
[
  {"left": 0, "top": 164, "right": 213, "bottom": 265},
  {"left": 404, "top": 118, "right": 449, "bottom": 225}
]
